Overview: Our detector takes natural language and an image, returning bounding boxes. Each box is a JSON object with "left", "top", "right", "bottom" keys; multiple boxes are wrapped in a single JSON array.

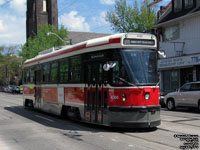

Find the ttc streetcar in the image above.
[{"left": 23, "top": 33, "right": 161, "bottom": 128}]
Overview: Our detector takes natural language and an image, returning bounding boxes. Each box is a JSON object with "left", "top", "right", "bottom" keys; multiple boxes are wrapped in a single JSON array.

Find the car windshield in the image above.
[{"left": 112, "top": 48, "right": 158, "bottom": 86}]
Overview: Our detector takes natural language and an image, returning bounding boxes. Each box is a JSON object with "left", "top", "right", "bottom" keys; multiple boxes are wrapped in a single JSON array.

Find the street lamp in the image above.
[{"left": 47, "top": 32, "right": 70, "bottom": 45}]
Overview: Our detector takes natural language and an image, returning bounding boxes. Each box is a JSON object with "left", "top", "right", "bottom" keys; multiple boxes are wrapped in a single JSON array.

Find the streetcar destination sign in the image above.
[{"left": 123, "top": 38, "right": 155, "bottom": 46}]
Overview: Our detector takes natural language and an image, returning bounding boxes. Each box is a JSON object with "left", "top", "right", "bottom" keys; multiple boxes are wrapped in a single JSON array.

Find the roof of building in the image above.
[
  {"left": 156, "top": 1, "right": 200, "bottom": 26},
  {"left": 67, "top": 31, "right": 111, "bottom": 45}
]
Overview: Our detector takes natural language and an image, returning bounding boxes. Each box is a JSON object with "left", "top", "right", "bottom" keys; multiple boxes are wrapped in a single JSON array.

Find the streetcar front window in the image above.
[{"left": 112, "top": 49, "right": 158, "bottom": 86}]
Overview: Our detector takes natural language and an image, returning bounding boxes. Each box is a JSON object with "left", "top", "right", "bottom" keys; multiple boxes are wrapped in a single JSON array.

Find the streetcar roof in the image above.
[{"left": 24, "top": 32, "right": 157, "bottom": 67}]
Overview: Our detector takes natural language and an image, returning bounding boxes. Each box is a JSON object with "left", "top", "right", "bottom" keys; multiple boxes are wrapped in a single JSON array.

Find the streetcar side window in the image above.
[
  {"left": 30, "top": 67, "right": 35, "bottom": 84},
  {"left": 59, "top": 58, "right": 69, "bottom": 83},
  {"left": 23, "top": 67, "right": 30, "bottom": 84},
  {"left": 70, "top": 56, "right": 81, "bottom": 82},
  {"left": 42, "top": 63, "right": 50, "bottom": 83},
  {"left": 50, "top": 62, "right": 58, "bottom": 83}
]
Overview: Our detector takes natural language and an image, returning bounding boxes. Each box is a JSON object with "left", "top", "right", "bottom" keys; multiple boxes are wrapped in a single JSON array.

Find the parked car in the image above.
[
  {"left": 11, "top": 85, "right": 21, "bottom": 93},
  {"left": 164, "top": 82, "right": 200, "bottom": 110},
  {"left": 4, "top": 85, "right": 9, "bottom": 92},
  {"left": 0, "top": 86, "right": 3, "bottom": 92}
]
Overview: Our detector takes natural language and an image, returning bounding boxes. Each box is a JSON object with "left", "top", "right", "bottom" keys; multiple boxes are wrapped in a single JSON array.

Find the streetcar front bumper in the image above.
[{"left": 108, "top": 105, "right": 161, "bottom": 128}]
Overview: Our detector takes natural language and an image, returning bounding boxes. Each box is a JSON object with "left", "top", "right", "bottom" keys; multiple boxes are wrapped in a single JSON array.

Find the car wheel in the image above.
[{"left": 167, "top": 99, "right": 175, "bottom": 110}]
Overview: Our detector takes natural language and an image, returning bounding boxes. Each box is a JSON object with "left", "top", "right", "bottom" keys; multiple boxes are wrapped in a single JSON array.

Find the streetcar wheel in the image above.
[
  {"left": 24, "top": 99, "right": 33, "bottom": 109},
  {"left": 167, "top": 99, "right": 175, "bottom": 110}
]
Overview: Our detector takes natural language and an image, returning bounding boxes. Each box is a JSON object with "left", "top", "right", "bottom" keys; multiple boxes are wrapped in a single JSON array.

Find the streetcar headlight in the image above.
[
  {"left": 144, "top": 93, "right": 150, "bottom": 100},
  {"left": 122, "top": 93, "right": 127, "bottom": 101}
]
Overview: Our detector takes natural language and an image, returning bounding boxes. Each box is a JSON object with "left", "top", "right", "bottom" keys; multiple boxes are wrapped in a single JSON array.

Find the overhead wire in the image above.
[
  {"left": 57, "top": 0, "right": 113, "bottom": 39},
  {"left": 58, "top": 0, "right": 80, "bottom": 14}
]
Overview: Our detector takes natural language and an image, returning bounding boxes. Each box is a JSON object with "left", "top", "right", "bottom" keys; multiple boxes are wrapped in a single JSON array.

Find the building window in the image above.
[
  {"left": 174, "top": 0, "right": 182, "bottom": 12},
  {"left": 163, "top": 70, "right": 180, "bottom": 94},
  {"left": 163, "top": 24, "right": 180, "bottom": 41},
  {"left": 180, "top": 67, "right": 193, "bottom": 85},
  {"left": 43, "top": 0, "right": 47, "bottom": 12},
  {"left": 184, "top": 0, "right": 193, "bottom": 9}
]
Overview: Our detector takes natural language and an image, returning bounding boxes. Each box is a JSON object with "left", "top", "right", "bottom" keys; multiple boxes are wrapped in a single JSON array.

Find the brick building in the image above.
[{"left": 26, "top": 0, "right": 58, "bottom": 39}]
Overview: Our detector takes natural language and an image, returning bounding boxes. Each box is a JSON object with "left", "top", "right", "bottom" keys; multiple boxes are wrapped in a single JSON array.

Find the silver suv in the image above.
[{"left": 164, "top": 82, "right": 200, "bottom": 110}]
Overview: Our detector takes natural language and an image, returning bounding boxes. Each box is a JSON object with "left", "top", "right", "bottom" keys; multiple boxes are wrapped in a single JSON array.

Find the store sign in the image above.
[{"left": 158, "top": 54, "right": 200, "bottom": 69}]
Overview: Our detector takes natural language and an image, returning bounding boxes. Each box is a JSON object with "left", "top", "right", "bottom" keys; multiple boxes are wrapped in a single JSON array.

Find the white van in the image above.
[{"left": 164, "top": 82, "right": 200, "bottom": 111}]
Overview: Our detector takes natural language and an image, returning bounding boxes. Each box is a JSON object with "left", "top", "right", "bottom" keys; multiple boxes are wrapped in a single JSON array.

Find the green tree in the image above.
[
  {"left": 0, "top": 46, "right": 22, "bottom": 85},
  {"left": 20, "top": 24, "right": 68, "bottom": 61},
  {"left": 106, "top": 0, "right": 157, "bottom": 33}
]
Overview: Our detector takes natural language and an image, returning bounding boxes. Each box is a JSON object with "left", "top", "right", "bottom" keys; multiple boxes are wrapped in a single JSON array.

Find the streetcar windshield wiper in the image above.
[{"left": 117, "top": 77, "right": 142, "bottom": 89}]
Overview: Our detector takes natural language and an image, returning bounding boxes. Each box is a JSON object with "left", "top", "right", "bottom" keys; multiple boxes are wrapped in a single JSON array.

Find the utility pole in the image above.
[{"left": 148, "top": 0, "right": 163, "bottom": 7}]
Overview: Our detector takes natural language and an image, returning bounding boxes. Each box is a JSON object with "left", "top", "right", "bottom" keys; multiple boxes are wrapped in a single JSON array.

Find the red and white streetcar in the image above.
[{"left": 23, "top": 33, "right": 161, "bottom": 128}]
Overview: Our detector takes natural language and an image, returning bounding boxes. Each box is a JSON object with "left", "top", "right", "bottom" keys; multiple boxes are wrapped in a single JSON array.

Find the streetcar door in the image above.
[
  {"left": 35, "top": 69, "right": 41, "bottom": 109},
  {"left": 85, "top": 62, "right": 105, "bottom": 124}
]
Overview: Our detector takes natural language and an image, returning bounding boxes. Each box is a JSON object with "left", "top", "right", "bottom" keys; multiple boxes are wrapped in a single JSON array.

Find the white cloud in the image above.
[
  {"left": 59, "top": 11, "right": 90, "bottom": 32},
  {"left": 100, "top": 0, "right": 115, "bottom": 5},
  {"left": 0, "top": 0, "right": 26, "bottom": 45},
  {"left": 0, "top": 0, "right": 5, "bottom": 5},
  {"left": 0, "top": 14, "right": 26, "bottom": 45},
  {"left": 91, "top": 11, "right": 112, "bottom": 33},
  {"left": 0, "top": 19, "right": 5, "bottom": 31},
  {"left": 10, "top": 0, "right": 26, "bottom": 14},
  {"left": 92, "top": 11, "right": 109, "bottom": 26}
]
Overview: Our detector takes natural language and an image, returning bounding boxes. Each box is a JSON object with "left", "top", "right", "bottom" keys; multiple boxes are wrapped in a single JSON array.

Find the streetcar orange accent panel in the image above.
[
  {"left": 23, "top": 86, "right": 35, "bottom": 96},
  {"left": 64, "top": 87, "right": 84, "bottom": 104},
  {"left": 42, "top": 88, "right": 58, "bottom": 102}
]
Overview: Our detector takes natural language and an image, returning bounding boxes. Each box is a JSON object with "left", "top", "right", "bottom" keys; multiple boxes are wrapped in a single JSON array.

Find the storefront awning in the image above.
[{"left": 158, "top": 53, "right": 200, "bottom": 70}]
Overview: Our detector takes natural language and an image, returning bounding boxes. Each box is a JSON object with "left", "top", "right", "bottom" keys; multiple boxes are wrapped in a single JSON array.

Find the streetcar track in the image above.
[
  {"left": 161, "top": 113, "right": 200, "bottom": 119},
  {"left": 123, "top": 131, "right": 178, "bottom": 149},
  {"left": 161, "top": 119, "right": 200, "bottom": 128}
]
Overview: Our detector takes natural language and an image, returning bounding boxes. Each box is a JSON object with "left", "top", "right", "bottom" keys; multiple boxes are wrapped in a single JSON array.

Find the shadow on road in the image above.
[
  {"left": 162, "top": 107, "right": 200, "bottom": 114},
  {"left": 4, "top": 106, "right": 158, "bottom": 134}
]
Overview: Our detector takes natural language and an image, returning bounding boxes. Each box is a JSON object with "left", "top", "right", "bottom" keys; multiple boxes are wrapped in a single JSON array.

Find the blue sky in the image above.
[{"left": 0, "top": 0, "right": 170, "bottom": 45}]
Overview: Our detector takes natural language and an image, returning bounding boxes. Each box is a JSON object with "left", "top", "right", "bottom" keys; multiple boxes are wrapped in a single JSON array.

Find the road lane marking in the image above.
[
  {"left": 35, "top": 115, "right": 54, "bottom": 122},
  {"left": 111, "top": 139, "right": 117, "bottom": 142}
]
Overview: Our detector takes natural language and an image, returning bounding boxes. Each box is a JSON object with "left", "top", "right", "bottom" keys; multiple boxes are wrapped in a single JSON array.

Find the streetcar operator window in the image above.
[{"left": 112, "top": 49, "right": 158, "bottom": 86}]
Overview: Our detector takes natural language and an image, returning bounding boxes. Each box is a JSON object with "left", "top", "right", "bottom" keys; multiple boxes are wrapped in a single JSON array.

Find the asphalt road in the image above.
[{"left": 0, "top": 92, "right": 199, "bottom": 150}]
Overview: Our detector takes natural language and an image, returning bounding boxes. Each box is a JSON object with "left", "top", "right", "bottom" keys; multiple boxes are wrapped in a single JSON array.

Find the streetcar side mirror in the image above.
[
  {"left": 103, "top": 63, "right": 110, "bottom": 71},
  {"left": 158, "top": 50, "right": 166, "bottom": 58},
  {"left": 103, "top": 61, "right": 116, "bottom": 71}
]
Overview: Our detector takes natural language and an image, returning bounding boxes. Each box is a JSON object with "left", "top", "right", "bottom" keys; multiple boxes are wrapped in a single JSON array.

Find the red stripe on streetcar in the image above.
[
  {"left": 25, "top": 44, "right": 86, "bottom": 65},
  {"left": 24, "top": 38, "right": 121, "bottom": 66},
  {"left": 109, "top": 38, "right": 121, "bottom": 44}
]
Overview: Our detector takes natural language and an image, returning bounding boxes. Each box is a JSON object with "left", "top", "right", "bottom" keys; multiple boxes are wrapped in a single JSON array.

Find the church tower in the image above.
[{"left": 26, "top": 0, "right": 58, "bottom": 39}]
